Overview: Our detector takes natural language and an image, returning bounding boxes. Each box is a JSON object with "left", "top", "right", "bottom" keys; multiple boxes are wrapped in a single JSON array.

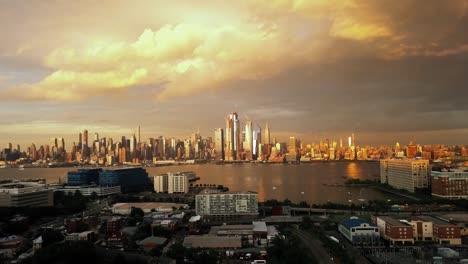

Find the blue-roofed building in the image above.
[
  {"left": 99, "top": 167, "right": 150, "bottom": 193},
  {"left": 338, "top": 217, "right": 380, "bottom": 244},
  {"left": 67, "top": 168, "right": 102, "bottom": 186}
]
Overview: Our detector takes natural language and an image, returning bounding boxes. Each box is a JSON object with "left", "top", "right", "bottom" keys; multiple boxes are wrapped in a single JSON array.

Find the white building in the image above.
[
  {"left": 154, "top": 172, "right": 189, "bottom": 194},
  {"left": 195, "top": 190, "right": 258, "bottom": 223},
  {"left": 338, "top": 217, "right": 380, "bottom": 244},
  {"left": 54, "top": 185, "right": 121, "bottom": 197},
  {"left": 380, "top": 159, "right": 430, "bottom": 192},
  {"left": 0, "top": 182, "right": 53, "bottom": 207}
]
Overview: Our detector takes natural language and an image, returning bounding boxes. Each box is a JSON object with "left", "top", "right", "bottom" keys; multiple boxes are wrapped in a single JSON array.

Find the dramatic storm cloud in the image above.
[{"left": 0, "top": 0, "right": 467, "bottom": 146}]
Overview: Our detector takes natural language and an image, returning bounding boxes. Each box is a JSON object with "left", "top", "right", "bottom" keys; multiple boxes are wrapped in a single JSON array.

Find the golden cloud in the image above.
[{"left": 5, "top": 0, "right": 467, "bottom": 101}]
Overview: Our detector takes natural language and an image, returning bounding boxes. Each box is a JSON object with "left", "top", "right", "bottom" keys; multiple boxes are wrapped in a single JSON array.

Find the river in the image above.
[{"left": 0, "top": 161, "right": 397, "bottom": 204}]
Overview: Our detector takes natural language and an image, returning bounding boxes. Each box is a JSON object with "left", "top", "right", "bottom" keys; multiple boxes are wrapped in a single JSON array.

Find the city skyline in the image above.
[{"left": 0, "top": 1, "right": 467, "bottom": 146}]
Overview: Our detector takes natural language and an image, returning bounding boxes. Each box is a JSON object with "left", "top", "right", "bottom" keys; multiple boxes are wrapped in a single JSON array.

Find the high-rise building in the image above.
[
  {"left": 154, "top": 172, "right": 189, "bottom": 194},
  {"left": 380, "top": 159, "right": 430, "bottom": 192},
  {"left": 252, "top": 125, "right": 261, "bottom": 158},
  {"left": 214, "top": 128, "right": 224, "bottom": 160},
  {"left": 243, "top": 121, "right": 253, "bottom": 160},
  {"left": 83, "top": 129, "right": 89, "bottom": 147},
  {"left": 137, "top": 125, "right": 141, "bottom": 144},
  {"left": 94, "top": 133, "right": 99, "bottom": 142},
  {"left": 288, "top": 137, "right": 297, "bottom": 155},
  {"left": 225, "top": 112, "right": 240, "bottom": 160},
  {"left": 264, "top": 122, "right": 270, "bottom": 145}
]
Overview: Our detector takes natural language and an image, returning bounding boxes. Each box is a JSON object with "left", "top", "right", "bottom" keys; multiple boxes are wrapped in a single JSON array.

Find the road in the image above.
[{"left": 288, "top": 228, "right": 334, "bottom": 264}]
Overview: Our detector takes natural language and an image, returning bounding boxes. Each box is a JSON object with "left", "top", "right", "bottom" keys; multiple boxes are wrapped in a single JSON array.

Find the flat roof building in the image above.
[
  {"left": 412, "top": 215, "right": 461, "bottom": 245},
  {"left": 338, "top": 217, "right": 380, "bottom": 244},
  {"left": 112, "top": 202, "right": 189, "bottom": 215},
  {"left": 196, "top": 190, "right": 258, "bottom": 223},
  {"left": 183, "top": 236, "right": 242, "bottom": 249},
  {"left": 0, "top": 182, "right": 53, "bottom": 207},
  {"left": 372, "top": 216, "right": 414, "bottom": 245},
  {"left": 380, "top": 159, "right": 430, "bottom": 192},
  {"left": 431, "top": 170, "right": 468, "bottom": 199}
]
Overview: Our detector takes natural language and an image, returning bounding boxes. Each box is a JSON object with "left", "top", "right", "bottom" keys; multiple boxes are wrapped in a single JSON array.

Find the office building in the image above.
[
  {"left": 380, "top": 159, "right": 430, "bottom": 192},
  {"left": 0, "top": 182, "right": 53, "bottom": 207},
  {"left": 225, "top": 112, "right": 240, "bottom": 160},
  {"left": 154, "top": 172, "right": 189, "bottom": 194},
  {"left": 338, "top": 217, "right": 380, "bottom": 244},
  {"left": 99, "top": 167, "right": 150, "bottom": 193},
  {"left": 372, "top": 216, "right": 414, "bottom": 245},
  {"left": 243, "top": 121, "right": 253, "bottom": 160},
  {"left": 67, "top": 168, "right": 102, "bottom": 186},
  {"left": 264, "top": 122, "right": 270, "bottom": 145},
  {"left": 431, "top": 170, "right": 468, "bottom": 199},
  {"left": 214, "top": 128, "right": 224, "bottom": 160},
  {"left": 195, "top": 190, "right": 258, "bottom": 223}
]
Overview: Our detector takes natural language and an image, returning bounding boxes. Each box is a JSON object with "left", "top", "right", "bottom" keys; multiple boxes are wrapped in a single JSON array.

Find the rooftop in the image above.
[
  {"left": 183, "top": 235, "right": 242, "bottom": 248},
  {"left": 113, "top": 202, "right": 188, "bottom": 210},
  {"left": 378, "top": 216, "right": 411, "bottom": 227},
  {"left": 413, "top": 215, "right": 454, "bottom": 226},
  {"left": 341, "top": 218, "right": 372, "bottom": 230}
]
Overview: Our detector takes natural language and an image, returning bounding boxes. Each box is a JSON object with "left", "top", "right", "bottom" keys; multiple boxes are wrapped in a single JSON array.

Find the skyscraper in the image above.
[
  {"left": 83, "top": 129, "right": 88, "bottom": 147},
  {"left": 288, "top": 137, "right": 297, "bottom": 155},
  {"left": 214, "top": 128, "right": 224, "bottom": 160},
  {"left": 244, "top": 121, "right": 253, "bottom": 160},
  {"left": 264, "top": 122, "right": 270, "bottom": 145},
  {"left": 252, "top": 125, "right": 261, "bottom": 159},
  {"left": 137, "top": 125, "right": 141, "bottom": 144},
  {"left": 225, "top": 112, "right": 240, "bottom": 160}
]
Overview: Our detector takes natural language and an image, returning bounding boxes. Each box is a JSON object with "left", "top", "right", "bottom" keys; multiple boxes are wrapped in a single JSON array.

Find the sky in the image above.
[{"left": 0, "top": 0, "right": 467, "bottom": 147}]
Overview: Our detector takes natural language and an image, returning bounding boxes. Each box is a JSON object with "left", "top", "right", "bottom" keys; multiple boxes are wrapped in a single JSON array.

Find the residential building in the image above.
[
  {"left": 372, "top": 216, "right": 414, "bottom": 245},
  {"left": 380, "top": 159, "right": 430, "bottom": 192},
  {"left": 107, "top": 217, "right": 123, "bottom": 240},
  {"left": 338, "top": 217, "right": 380, "bottom": 244},
  {"left": 409, "top": 217, "right": 433, "bottom": 241},
  {"left": 154, "top": 172, "right": 189, "bottom": 193},
  {"left": 195, "top": 190, "right": 258, "bottom": 223},
  {"left": 412, "top": 215, "right": 461, "bottom": 245},
  {"left": 431, "top": 170, "right": 468, "bottom": 199},
  {"left": 0, "top": 183, "right": 53, "bottom": 207}
]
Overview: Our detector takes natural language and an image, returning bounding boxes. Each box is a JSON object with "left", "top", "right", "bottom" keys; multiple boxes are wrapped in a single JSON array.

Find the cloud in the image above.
[{"left": 2, "top": 0, "right": 467, "bottom": 103}]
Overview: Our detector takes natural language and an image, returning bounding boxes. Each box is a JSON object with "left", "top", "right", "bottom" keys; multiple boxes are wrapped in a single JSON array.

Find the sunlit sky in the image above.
[{"left": 1, "top": 0, "right": 467, "bottom": 147}]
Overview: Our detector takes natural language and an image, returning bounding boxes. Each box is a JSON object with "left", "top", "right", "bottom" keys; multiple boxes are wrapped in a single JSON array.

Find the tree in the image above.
[
  {"left": 90, "top": 192, "right": 98, "bottom": 201},
  {"left": 130, "top": 207, "right": 144, "bottom": 218}
]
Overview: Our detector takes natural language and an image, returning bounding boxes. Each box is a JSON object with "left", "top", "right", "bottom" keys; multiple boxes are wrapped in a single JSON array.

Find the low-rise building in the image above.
[
  {"left": 0, "top": 182, "right": 53, "bottom": 207},
  {"left": 112, "top": 202, "right": 189, "bottom": 215},
  {"left": 196, "top": 190, "right": 258, "bottom": 223},
  {"left": 338, "top": 217, "right": 380, "bottom": 244},
  {"left": 32, "top": 236, "right": 42, "bottom": 253},
  {"left": 431, "top": 170, "right": 468, "bottom": 199},
  {"left": 138, "top": 236, "right": 167, "bottom": 252},
  {"left": 54, "top": 184, "right": 121, "bottom": 197},
  {"left": 372, "top": 216, "right": 414, "bottom": 245},
  {"left": 409, "top": 217, "right": 433, "bottom": 241},
  {"left": 183, "top": 236, "right": 242, "bottom": 249},
  {"left": 107, "top": 217, "right": 123, "bottom": 240},
  {"left": 412, "top": 215, "right": 461, "bottom": 245}
]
